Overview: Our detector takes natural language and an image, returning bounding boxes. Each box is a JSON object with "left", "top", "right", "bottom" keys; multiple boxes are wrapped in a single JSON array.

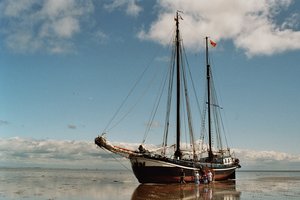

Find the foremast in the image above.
[{"left": 174, "top": 11, "right": 183, "bottom": 159}]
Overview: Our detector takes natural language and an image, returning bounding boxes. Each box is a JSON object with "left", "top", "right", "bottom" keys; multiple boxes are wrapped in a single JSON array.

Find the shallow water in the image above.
[
  {"left": 0, "top": 168, "right": 136, "bottom": 200},
  {"left": 0, "top": 168, "right": 300, "bottom": 199},
  {"left": 237, "top": 171, "right": 300, "bottom": 199}
]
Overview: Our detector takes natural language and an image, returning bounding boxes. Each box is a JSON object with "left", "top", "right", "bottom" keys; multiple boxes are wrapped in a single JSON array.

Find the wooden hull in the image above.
[
  {"left": 211, "top": 166, "right": 237, "bottom": 180},
  {"left": 129, "top": 155, "right": 238, "bottom": 183}
]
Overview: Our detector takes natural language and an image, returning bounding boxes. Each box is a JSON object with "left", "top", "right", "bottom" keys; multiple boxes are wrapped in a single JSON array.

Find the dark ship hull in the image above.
[{"left": 130, "top": 155, "right": 239, "bottom": 183}]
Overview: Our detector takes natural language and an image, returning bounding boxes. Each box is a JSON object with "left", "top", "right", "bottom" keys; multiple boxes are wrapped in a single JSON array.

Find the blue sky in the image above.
[{"left": 1, "top": 0, "right": 300, "bottom": 169}]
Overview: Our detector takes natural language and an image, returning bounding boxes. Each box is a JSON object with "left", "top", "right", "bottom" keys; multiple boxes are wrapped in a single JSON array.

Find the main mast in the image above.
[
  {"left": 206, "top": 37, "right": 214, "bottom": 161},
  {"left": 174, "top": 11, "right": 182, "bottom": 159}
]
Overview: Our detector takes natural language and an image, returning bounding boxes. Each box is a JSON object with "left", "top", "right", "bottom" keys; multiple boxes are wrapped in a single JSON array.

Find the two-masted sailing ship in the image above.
[{"left": 95, "top": 11, "right": 240, "bottom": 183}]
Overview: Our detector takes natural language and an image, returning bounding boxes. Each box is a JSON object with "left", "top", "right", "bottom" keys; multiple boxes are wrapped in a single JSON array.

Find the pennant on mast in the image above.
[{"left": 210, "top": 39, "right": 217, "bottom": 47}]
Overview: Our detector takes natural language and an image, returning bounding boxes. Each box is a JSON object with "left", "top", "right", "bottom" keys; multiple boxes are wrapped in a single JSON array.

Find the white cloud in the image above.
[
  {"left": 104, "top": 0, "right": 142, "bottom": 17},
  {"left": 125, "top": 0, "right": 143, "bottom": 17},
  {"left": 42, "top": 0, "right": 76, "bottom": 17},
  {"left": 1, "top": 0, "right": 35, "bottom": 17},
  {"left": 52, "top": 17, "right": 80, "bottom": 38},
  {"left": 139, "top": 0, "right": 300, "bottom": 57},
  {"left": 0, "top": 137, "right": 299, "bottom": 170},
  {"left": 1, "top": 0, "right": 299, "bottom": 56},
  {"left": 0, "top": 0, "right": 94, "bottom": 54}
]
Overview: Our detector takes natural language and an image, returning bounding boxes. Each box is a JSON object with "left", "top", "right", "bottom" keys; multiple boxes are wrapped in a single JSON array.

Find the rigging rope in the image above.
[
  {"left": 143, "top": 31, "right": 176, "bottom": 145},
  {"left": 210, "top": 57, "right": 230, "bottom": 149},
  {"left": 181, "top": 44, "right": 198, "bottom": 159},
  {"left": 102, "top": 26, "right": 177, "bottom": 146},
  {"left": 101, "top": 148, "right": 132, "bottom": 171},
  {"left": 108, "top": 62, "right": 165, "bottom": 133},
  {"left": 142, "top": 62, "right": 169, "bottom": 144},
  {"left": 162, "top": 42, "right": 176, "bottom": 152},
  {"left": 102, "top": 63, "right": 152, "bottom": 134}
]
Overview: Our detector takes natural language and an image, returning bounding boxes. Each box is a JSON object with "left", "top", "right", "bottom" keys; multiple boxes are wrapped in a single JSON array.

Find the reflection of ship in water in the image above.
[{"left": 131, "top": 181, "right": 241, "bottom": 200}]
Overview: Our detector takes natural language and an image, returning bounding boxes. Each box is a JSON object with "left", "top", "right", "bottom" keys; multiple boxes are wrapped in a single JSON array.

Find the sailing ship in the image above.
[{"left": 95, "top": 11, "right": 240, "bottom": 183}]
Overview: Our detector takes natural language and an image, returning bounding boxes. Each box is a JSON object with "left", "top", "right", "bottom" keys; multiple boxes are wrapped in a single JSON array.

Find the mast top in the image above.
[{"left": 175, "top": 10, "right": 183, "bottom": 22}]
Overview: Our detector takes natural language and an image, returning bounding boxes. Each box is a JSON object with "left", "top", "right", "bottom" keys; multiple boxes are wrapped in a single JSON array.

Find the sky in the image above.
[{"left": 1, "top": 0, "right": 300, "bottom": 170}]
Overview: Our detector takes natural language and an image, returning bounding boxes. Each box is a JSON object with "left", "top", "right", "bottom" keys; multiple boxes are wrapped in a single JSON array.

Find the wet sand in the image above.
[{"left": 1, "top": 168, "right": 300, "bottom": 199}]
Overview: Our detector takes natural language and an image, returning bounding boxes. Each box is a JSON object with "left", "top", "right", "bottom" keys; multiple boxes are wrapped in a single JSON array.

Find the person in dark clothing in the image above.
[{"left": 180, "top": 168, "right": 186, "bottom": 184}]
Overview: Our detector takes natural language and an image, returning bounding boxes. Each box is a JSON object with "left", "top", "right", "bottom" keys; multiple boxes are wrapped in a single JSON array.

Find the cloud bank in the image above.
[
  {"left": 233, "top": 148, "right": 300, "bottom": 170},
  {"left": 0, "top": 137, "right": 299, "bottom": 170},
  {"left": 0, "top": 137, "right": 125, "bottom": 169},
  {"left": 138, "top": 0, "right": 300, "bottom": 57}
]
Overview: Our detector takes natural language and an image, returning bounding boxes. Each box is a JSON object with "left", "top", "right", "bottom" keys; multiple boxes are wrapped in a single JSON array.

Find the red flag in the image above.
[{"left": 210, "top": 39, "right": 217, "bottom": 47}]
